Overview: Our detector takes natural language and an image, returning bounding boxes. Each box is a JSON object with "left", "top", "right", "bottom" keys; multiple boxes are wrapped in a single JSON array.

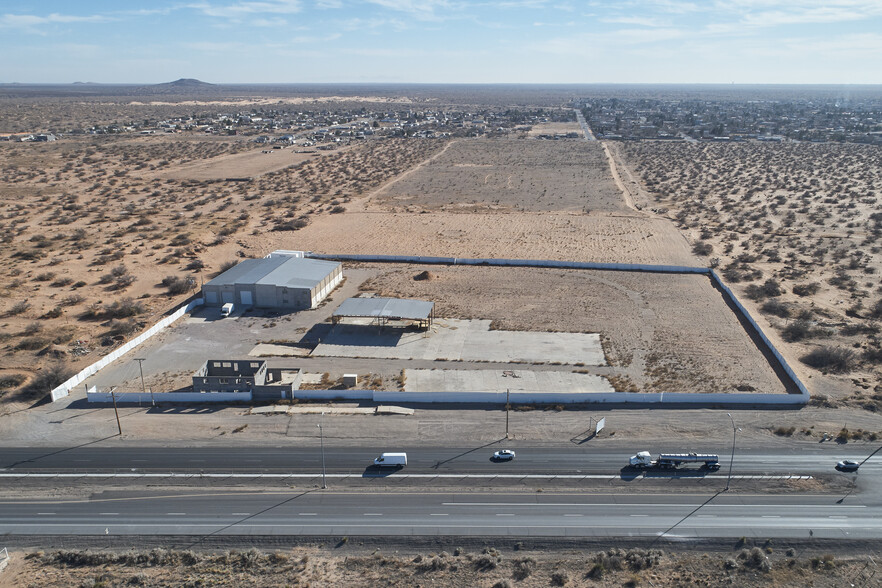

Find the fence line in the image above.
[
  {"left": 50, "top": 298, "right": 204, "bottom": 402},
  {"left": 305, "top": 253, "right": 809, "bottom": 405},
  {"left": 55, "top": 253, "right": 811, "bottom": 407}
]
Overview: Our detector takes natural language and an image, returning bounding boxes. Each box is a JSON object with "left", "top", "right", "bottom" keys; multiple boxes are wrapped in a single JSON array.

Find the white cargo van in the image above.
[
  {"left": 373, "top": 452, "right": 407, "bottom": 467},
  {"left": 220, "top": 303, "right": 234, "bottom": 317}
]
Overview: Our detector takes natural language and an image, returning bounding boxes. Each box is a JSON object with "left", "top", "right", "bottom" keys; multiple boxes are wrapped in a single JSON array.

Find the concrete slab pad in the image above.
[
  {"left": 404, "top": 369, "right": 614, "bottom": 394},
  {"left": 311, "top": 319, "right": 605, "bottom": 365},
  {"left": 376, "top": 406, "right": 415, "bottom": 415},
  {"left": 249, "top": 343, "right": 311, "bottom": 357}
]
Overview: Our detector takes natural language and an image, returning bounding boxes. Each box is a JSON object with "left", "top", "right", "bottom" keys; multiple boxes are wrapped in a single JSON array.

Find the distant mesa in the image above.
[{"left": 157, "top": 78, "right": 215, "bottom": 88}]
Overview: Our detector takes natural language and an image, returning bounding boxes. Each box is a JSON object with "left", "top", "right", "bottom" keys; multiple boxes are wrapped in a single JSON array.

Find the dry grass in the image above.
[{"left": 1, "top": 544, "right": 872, "bottom": 588}]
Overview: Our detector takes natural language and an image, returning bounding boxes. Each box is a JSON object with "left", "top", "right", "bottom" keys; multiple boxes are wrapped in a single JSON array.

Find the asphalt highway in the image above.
[
  {"left": 0, "top": 491, "right": 877, "bottom": 539},
  {"left": 0, "top": 444, "right": 875, "bottom": 476}
]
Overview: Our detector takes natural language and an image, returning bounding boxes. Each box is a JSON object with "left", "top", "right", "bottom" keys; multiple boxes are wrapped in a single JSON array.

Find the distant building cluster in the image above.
[
  {"left": 576, "top": 95, "right": 882, "bottom": 144},
  {"left": 7, "top": 107, "right": 574, "bottom": 145}
]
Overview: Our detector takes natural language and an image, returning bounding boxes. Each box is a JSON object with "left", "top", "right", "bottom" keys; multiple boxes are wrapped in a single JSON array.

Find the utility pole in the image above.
[
  {"left": 110, "top": 388, "right": 122, "bottom": 435},
  {"left": 134, "top": 358, "right": 153, "bottom": 406},
  {"left": 505, "top": 388, "right": 510, "bottom": 439},
  {"left": 317, "top": 412, "right": 327, "bottom": 489},
  {"left": 726, "top": 413, "right": 737, "bottom": 491}
]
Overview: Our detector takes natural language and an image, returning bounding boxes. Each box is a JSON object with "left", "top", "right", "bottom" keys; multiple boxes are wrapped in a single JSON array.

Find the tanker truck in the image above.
[{"left": 629, "top": 451, "right": 720, "bottom": 470}]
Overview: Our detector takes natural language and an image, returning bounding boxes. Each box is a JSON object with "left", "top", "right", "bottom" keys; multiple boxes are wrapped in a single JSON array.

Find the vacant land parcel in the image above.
[
  {"left": 374, "top": 138, "right": 625, "bottom": 212},
  {"left": 358, "top": 264, "right": 786, "bottom": 395}
]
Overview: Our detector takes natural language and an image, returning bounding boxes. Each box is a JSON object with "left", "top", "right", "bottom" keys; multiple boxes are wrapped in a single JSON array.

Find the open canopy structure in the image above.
[{"left": 332, "top": 297, "right": 435, "bottom": 329}]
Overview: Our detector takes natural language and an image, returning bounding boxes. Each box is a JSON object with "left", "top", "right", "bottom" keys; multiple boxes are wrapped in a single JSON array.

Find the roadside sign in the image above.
[{"left": 595, "top": 418, "right": 605, "bottom": 435}]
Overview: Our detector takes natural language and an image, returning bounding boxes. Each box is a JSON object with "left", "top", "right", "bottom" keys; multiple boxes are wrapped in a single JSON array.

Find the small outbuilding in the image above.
[
  {"left": 332, "top": 297, "right": 435, "bottom": 329},
  {"left": 193, "top": 359, "right": 302, "bottom": 401},
  {"left": 202, "top": 255, "right": 342, "bottom": 310}
]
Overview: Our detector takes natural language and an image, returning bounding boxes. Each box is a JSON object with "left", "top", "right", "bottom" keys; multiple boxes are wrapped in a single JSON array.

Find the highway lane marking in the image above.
[
  {"left": 364, "top": 513, "right": 383, "bottom": 516},
  {"left": 36, "top": 512, "right": 55, "bottom": 515},
  {"left": 630, "top": 514, "right": 649, "bottom": 517},
  {"left": 496, "top": 514, "right": 514, "bottom": 517},
  {"left": 441, "top": 502, "right": 864, "bottom": 508},
  {"left": 0, "top": 473, "right": 815, "bottom": 480},
  {"left": 99, "top": 512, "right": 119, "bottom": 515},
  {"left": 762, "top": 516, "right": 780, "bottom": 518},
  {"left": 167, "top": 512, "right": 186, "bottom": 516},
  {"left": 0, "top": 491, "right": 850, "bottom": 507},
  {"left": 299, "top": 513, "right": 318, "bottom": 516},
  {"left": 7, "top": 523, "right": 882, "bottom": 532},
  {"left": 564, "top": 514, "right": 582, "bottom": 517},
  {"left": 430, "top": 514, "right": 448, "bottom": 516},
  {"left": 231, "top": 513, "right": 250, "bottom": 516}
]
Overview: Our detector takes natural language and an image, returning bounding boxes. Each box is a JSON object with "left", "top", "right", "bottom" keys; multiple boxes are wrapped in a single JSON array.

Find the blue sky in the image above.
[{"left": 1, "top": 1, "right": 880, "bottom": 84}]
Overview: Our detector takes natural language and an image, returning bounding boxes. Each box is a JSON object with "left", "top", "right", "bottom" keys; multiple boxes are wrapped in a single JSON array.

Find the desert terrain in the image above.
[
  {"left": 0, "top": 541, "right": 870, "bottom": 588},
  {"left": 614, "top": 142, "right": 882, "bottom": 406},
  {"left": 1, "top": 87, "right": 882, "bottom": 586}
]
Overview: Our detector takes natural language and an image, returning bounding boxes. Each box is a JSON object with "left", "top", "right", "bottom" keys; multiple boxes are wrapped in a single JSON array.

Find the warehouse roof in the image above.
[
  {"left": 333, "top": 297, "right": 434, "bottom": 321},
  {"left": 205, "top": 257, "right": 340, "bottom": 290}
]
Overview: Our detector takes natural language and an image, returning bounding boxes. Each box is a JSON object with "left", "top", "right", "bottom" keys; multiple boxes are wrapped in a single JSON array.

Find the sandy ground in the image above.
[
  {"left": 374, "top": 139, "right": 625, "bottom": 213},
  {"left": 1, "top": 542, "right": 875, "bottom": 588},
  {"left": 255, "top": 212, "right": 696, "bottom": 265},
  {"left": 157, "top": 146, "right": 329, "bottom": 181},
  {"left": 527, "top": 121, "right": 583, "bottom": 136},
  {"left": 614, "top": 141, "right": 882, "bottom": 402},
  {"left": 361, "top": 265, "right": 786, "bottom": 395}
]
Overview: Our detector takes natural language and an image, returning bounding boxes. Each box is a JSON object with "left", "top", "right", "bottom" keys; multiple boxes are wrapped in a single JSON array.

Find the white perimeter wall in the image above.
[{"left": 50, "top": 298, "right": 204, "bottom": 402}]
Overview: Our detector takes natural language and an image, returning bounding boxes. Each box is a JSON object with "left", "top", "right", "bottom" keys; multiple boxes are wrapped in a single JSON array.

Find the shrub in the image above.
[
  {"left": 8, "top": 301, "right": 30, "bottom": 316},
  {"left": 801, "top": 346, "right": 856, "bottom": 373},
  {"left": 185, "top": 259, "right": 205, "bottom": 271},
  {"left": 19, "top": 363, "right": 73, "bottom": 400},
  {"left": 272, "top": 218, "right": 309, "bottom": 231},
  {"left": 0, "top": 373, "right": 26, "bottom": 390},
  {"left": 550, "top": 570, "right": 570, "bottom": 586},
  {"left": 161, "top": 275, "right": 196, "bottom": 295},
  {"left": 42, "top": 306, "right": 63, "bottom": 319},
  {"left": 792, "top": 282, "right": 820, "bottom": 296},
  {"left": 50, "top": 277, "right": 74, "bottom": 288},
  {"left": 760, "top": 299, "right": 791, "bottom": 318},
  {"left": 106, "top": 319, "right": 139, "bottom": 337},
  {"left": 781, "top": 319, "right": 815, "bottom": 342},
  {"left": 218, "top": 260, "right": 238, "bottom": 274},
  {"left": 692, "top": 240, "right": 713, "bottom": 256},
  {"left": 103, "top": 297, "right": 145, "bottom": 319}
]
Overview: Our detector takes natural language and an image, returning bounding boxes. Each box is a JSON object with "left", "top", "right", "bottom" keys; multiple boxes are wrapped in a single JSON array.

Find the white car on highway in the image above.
[{"left": 493, "top": 450, "right": 516, "bottom": 461}]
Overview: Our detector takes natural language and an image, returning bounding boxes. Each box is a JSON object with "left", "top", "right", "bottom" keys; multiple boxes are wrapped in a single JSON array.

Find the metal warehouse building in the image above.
[{"left": 202, "top": 256, "right": 342, "bottom": 310}]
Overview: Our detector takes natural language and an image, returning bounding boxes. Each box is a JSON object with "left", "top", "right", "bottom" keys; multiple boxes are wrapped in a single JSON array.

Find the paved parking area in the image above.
[
  {"left": 311, "top": 319, "right": 605, "bottom": 365},
  {"left": 404, "top": 369, "right": 613, "bottom": 393}
]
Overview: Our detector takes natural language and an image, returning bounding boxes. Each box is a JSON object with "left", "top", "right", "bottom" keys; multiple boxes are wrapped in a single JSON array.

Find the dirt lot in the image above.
[
  {"left": 361, "top": 265, "right": 785, "bottom": 394},
  {"left": 157, "top": 145, "right": 331, "bottom": 181},
  {"left": 1, "top": 541, "right": 876, "bottom": 587},
  {"left": 527, "top": 121, "right": 582, "bottom": 136},
  {"left": 374, "top": 139, "right": 625, "bottom": 213}
]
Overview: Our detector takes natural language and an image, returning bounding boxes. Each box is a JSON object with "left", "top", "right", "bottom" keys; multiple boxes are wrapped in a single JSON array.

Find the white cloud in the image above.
[
  {"left": 252, "top": 17, "right": 288, "bottom": 26},
  {"left": 192, "top": 0, "right": 302, "bottom": 20},
  {"left": 601, "top": 16, "right": 670, "bottom": 27},
  {"left": 0, "top": 12, "right": 112, "bottom": 33},
  {"left": 365, "top": 0, "right": 459, "bottom": 21}
]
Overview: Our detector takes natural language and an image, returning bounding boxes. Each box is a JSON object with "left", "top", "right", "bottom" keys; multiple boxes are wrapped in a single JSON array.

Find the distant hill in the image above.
[{"left": 156, "top": 78, "right": 215, "bottom": 89}]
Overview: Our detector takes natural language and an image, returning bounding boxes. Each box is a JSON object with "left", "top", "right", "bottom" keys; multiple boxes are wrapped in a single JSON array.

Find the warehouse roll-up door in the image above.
[
  {"left": 205, "top": 291, "right": 218, "bottom": 304},
  {"left": 240, "top": 290, "right": 253, "bottom": 306},
  {"left": 222, "top": 291, "right": 234, "bottom": 304}
]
